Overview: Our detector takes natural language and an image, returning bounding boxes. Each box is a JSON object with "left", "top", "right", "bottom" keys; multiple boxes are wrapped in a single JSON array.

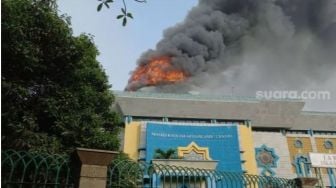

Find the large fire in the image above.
[{"left": 126, "top": 56, "right": 188, "bottom": 91}]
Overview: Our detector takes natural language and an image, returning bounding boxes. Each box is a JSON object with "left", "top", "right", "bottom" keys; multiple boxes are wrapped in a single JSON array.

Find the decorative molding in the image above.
[
  {"left": 178, "top": 142, "right": 212, "bottom": 160},
  {"left": 152, "top": 159, "right": 218, "bottom": 170},
  {"left": 255, "top": 145, "right": 279, "bottom": 176},
  {"left": 261, "top": 168, "right": 276, "bottom": 177}
]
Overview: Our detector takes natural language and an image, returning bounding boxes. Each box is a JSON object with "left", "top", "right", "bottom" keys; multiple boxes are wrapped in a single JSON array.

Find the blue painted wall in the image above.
[{"left": 146, "top": 122, "right": 242, "bottom": 172}]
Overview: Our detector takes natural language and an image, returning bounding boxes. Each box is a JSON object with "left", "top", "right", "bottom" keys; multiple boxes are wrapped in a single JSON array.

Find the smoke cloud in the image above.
[{"left": 126, "top": 0, "right": 336, "bottom": 111}]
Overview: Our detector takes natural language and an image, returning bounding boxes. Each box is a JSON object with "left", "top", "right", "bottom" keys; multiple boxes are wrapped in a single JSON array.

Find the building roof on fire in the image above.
[{"left": 113, "top": 91, "right": 336, "bottom": 131}]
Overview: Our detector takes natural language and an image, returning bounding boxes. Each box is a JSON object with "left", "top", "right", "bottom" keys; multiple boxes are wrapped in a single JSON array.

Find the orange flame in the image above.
[{"left": 126, "top": 56, "right": 188, "bottom": 91}]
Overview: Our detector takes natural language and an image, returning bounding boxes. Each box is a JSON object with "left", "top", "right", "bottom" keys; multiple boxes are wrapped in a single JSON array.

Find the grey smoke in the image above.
[{"left": 126, "top": 0, "right": 336, "bottom": 111}]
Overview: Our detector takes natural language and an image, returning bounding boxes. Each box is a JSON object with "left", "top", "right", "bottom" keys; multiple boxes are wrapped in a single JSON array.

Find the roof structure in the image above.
[{"left": 113, "top": 91, "right": 336, "bottom": 131}]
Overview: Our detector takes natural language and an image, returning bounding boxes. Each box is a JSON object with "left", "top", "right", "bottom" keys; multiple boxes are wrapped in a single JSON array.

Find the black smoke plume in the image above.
[{"left": 126, "top": 0, "right": 336, "bottom": 111}]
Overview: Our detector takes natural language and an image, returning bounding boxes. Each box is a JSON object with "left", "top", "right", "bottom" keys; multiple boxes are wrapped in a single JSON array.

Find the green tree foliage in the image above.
[
  {"left": 97, "top": 0, "right": 146, "bottom": 26},
  {"left": 2, "top": 0, "right": 122, "bottom": 153},
  {"left": 153, "top": 148, "right": 179, "bottom": 159}
]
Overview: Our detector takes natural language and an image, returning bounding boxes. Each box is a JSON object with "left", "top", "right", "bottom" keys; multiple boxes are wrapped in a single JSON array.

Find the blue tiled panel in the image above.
[{"left": 146, "top": 122, "right": 242, "bottom": 172}]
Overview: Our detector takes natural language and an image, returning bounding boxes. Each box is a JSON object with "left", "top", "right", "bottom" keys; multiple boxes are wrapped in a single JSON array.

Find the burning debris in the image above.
[{"left": 125, "top": 0, "right": 336, "bottom": 103}]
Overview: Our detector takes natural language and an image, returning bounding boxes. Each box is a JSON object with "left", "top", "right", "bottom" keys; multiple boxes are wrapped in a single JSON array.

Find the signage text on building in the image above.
[{"left": 309, "top": 153, "right": 336, "bottom": 168}]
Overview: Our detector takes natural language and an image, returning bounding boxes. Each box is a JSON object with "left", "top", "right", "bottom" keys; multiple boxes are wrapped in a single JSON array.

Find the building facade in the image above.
[{"left": 114, "top": 91, "right": 336, "bottom": 187}]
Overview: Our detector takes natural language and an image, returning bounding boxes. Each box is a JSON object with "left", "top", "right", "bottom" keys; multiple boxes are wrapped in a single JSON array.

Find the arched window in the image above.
[
  {"left": 324, "top": 140, "right": 334, "bottom": 149},
  {"left": 293, "top": 155, "right": 311, "bottom": 177}
]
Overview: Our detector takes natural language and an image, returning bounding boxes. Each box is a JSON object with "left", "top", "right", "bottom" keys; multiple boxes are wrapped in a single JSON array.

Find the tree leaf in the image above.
[
  {"left": 116, "top": 15, "right": 124, "bottom": 19},
  {"left": 104, "top": 2, "right": 110, "bottom": 8},
  {"left": 97, "top": 3, "right": 103, "bottom": 11},
  {"left": 126, "top": 13, "right": 133, "bottom": 19},
  {"left": 122, "top": 17, "right": 127, "bottom": 26},
  {"left": 105, "top": 0, "right": 113, "bottom": 2},
  {"left": 121, "top": 8, "right": 126, "bottom": 14}
]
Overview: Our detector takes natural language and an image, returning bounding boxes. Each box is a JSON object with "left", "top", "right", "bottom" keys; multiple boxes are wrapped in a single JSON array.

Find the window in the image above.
[
  {"left": 294, "top": 139, "right": 303, "bottom": 148},
  {"left": 293, "top": 155, "right": 311, "bottom": 177},
  {"left": 324, "top": 140, "right": 334, "bottom": 149}
]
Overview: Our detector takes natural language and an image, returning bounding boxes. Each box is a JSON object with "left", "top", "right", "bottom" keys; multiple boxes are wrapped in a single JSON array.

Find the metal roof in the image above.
[{"left": 114, "top": 91, "right": 336, "bottom": 131}]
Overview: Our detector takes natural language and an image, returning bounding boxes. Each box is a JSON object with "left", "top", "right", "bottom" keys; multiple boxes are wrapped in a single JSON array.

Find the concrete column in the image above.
[
  {"left": 73, "top": 148, "right": 119, "bottom": 188},
  {"left": 294, "top": 177, "right": 318, "bottom": 188}
]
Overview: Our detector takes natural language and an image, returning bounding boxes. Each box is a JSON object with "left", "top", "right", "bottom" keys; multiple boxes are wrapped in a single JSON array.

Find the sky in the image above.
[{"left": 57, "top": 0, "right": 198, "bottom": 91}]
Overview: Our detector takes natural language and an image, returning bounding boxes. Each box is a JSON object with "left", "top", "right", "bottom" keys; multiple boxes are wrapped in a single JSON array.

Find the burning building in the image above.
[
  {"left": 125, "top": 0, "right": 336, "bottom": 107},
  {"left": 126, "top": 56, "right": 188, "bottom": 91},
  {"left": 117, "top": 0, "right": 336, "bottom": 186}
]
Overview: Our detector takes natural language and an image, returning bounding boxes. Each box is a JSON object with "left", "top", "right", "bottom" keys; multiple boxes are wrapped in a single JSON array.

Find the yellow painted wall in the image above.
[
  {"left": 239, "top": 125, "right": 258, "bottom": 175},
  {"left": 287, "top": 137, "right": 313, "bottom": 172},
  {"left": 315, "top": 137, "right": 336, "bottom": 154},
  {"left": 314, "top": 137, "right": 336, "bottom": 174},
  {"left": 123, "top": 121, "right": 141, "bottom": 160}
]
